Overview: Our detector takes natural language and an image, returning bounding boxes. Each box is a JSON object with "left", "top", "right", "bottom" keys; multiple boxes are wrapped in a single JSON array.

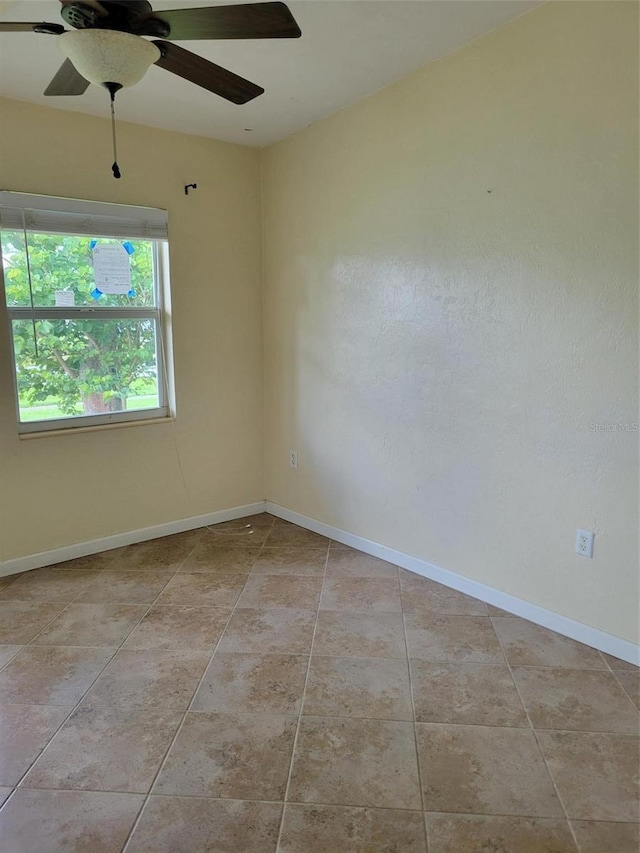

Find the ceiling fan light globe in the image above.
[{"left": 58, "top": 29, "right": 160, "bottom": 88}]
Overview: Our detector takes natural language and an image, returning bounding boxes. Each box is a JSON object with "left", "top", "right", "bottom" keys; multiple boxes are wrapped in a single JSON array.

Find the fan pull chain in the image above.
[{"left": 110, "top": 92, "right": 121, "bottom": 179}]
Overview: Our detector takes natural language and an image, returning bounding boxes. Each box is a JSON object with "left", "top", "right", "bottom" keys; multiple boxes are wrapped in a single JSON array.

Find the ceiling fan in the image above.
[
  {"left": 0, "top": 1, "right": 301, "bottom": 103},
  {"left": 0, "top": 1, "right": 301, "bottom": 176}
]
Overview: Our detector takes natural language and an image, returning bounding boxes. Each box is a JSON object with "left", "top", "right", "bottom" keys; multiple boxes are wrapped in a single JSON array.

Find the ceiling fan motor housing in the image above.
[{"left": 61, "top": 1, "right": 170, "bottom": 38}]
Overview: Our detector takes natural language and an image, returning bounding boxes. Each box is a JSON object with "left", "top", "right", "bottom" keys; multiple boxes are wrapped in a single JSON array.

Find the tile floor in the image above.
[{"left": 0, "top": 513, "right": 637, "bottom": 852}]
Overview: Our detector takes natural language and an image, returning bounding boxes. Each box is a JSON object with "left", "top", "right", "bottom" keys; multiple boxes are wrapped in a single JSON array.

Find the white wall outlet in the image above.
[
  {"left": 576, "top": 529, "right": 594, "bottom": 558},
  {"left": 289, "top": 450, "right": 298, "bottom": 469}
]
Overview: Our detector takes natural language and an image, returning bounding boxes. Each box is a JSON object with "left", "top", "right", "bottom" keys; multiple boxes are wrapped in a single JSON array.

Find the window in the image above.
[{"left": 0, "top": 192, "right": 172, "bottom": 434}]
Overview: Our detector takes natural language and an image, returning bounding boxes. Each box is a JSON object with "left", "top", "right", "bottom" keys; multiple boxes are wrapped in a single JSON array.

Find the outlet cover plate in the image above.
[{"left": 576, "top": 529, "right": 594, "bottom": 558}]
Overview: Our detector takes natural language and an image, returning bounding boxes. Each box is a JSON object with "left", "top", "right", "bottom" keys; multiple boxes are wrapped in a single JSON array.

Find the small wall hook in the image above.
[{"left": 184, "top": 183, "right": 198, "bottom": 196}]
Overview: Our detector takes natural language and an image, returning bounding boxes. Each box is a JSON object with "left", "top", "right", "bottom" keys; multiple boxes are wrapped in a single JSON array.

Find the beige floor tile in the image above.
[
  {"left": 83, "top": 649, "right": 210, "bottom": 709},
  {"left": 48, "top": 549, "right": 126, "bottom": 571},
  {"left": 209, "top": 527, "right": 273, "bottom": 548},
  {"left": 0, "top": 789, "right": 143, "bottom": 852},
  {"left": 0, "top": 573, "right": 25, "bottom": 589},
  {"left": 123, "top": 605, "right": 230, "bottom": 651},
  {"left": 320, "top": 577, "right": 402, "bottom": 613},
  {"left": 251, "top": 546, "right": 327, "bottom": 576},
  {"left": 153, "top": 711, "right": 296, "bottom": 800},
  {"left": 238, "top": 575, "right": 323, "bottom": 609},
  {"left": 512, "top": 667, "right": 639, "bottom": 733},
  {"left": 126, "top": 796, "right": 282, "bottom": 853},
  {"left": 23, "top": 706, "right": 182, "bottom": 793},
  {"left": 218, "top": 607, "right": 316, "bottom": 654},
  {"left": 313, "top": 611, "right": 407, "bottom": 658},
  {"left": 613, "top": 670, "right": 640, "bottom": 710},
  {"left": 179, "top": 542, "right": 261, "bottom": 574},
  {"left": 571, "top": 820, "right": 640, "bottom": 853},
  {"left": 405, "top": 614, "right": 504, "bottom": 663},
  {"left": 492, "top": 618, "right": 606, "bottom": 668},
  {"left": 537, "top": 731, "right": 640, "bottom": 821},
  {"left": 417, "top": 723, "right": 563, "bottom": 817},
  {"left": 192, "top": 652, "right": 308, "bottom": 715},
  {"left": 0, "top": 601, "right": 65, "bottom": 644},
  {"left": 0, "top": 569, "right": 100, "bottom": 602},
  {"left": 155, "top": 572, "right": 247, "bottom": 607},
  {"left": 207, "top": 513, "right": 275, "bottom": 547},
  {"left": 600, "top": 652, "right": 639, "bottom": 671},
  {"left": 75, "top": 570, "right": 175, "bottom": 604},
  {"left": 0, "top": 645, "right": 23, "bottom": 668},
  {"left": 110, "top": 531, "right": 203, "bottom": 572},
  {"left": 264, "top": 520, "right": 330, "bottom": 548},
  {"left": 0, "top": 646, "right": 114, "bottom": 704},
  {"left": 485, "top": 603, "right": 512, "bottom": 617},
  {"left": 210, "top": 512, "right": 275, "bottom": 532},
  {"left": 410, "top": 661, "right": 527, "bottom": 726},
  {"left": 0, "top": 704, "right": 71, "bottom": 785},
  {"left": 326, "top": 546, "right": 398, "bottom": 579},
  {"left": 32, "top": 603, "right": 148, "bottom": 647},
  {"left": 425, "top": 814, "right": 577, "bottom": 853},
  {"left": 400, "top": 573, "right": 488, "bottom": 616},
  {"left": 303, "top": 655, "right": 412, "bottom": 720},
  {"left": 279, "top": 804, "right": 428, "bottom": 852},
  {"left": 288, "top": 716, "right": 422, "bottom": 809}
]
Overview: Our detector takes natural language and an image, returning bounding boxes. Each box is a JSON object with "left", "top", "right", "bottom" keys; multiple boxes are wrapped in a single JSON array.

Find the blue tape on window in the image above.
[
  {"left": 91, "top": 287, "right": 103, "bottom": 300},
  {"left": 122, "top": 241, "right": 135, "bottom": 255},
  {"left": 89, "top": 239, "right": 98, "bottom": 250}
]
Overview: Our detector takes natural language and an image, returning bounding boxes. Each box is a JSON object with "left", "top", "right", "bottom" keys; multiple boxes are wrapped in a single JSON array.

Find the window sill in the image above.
[{"left": 18, "top": 416, "right": 175, "bottom": 440}]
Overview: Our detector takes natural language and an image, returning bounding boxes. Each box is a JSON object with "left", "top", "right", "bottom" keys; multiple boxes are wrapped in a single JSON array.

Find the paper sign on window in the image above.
[
  {"left": 92, "top": 243, "right": 132, "bottom": 295},
  {"left": 54, "top": 291, "right": 75, "bottom": 307}
]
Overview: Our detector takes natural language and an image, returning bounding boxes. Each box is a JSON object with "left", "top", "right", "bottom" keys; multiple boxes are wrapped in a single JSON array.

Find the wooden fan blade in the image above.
[
  {"left": 44, "top": 59, "right": 90, "bottom": 96},
  {"left": 144, "top": 2, "right": 301, "bottom": 41},
  {"left": 0, "top": 22, "right": 65, "bottom": 34},
  {"left": 153, "top": 41, "right": 264, "bottom": 104}
]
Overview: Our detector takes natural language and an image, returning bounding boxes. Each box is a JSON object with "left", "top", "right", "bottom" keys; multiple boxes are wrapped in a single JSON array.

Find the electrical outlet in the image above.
[
  {"left": 576, "top": 529, "right": 594, "bottom": 558},
  {"left": 289, "top": 450, "right": 298, "bottom": 469}
]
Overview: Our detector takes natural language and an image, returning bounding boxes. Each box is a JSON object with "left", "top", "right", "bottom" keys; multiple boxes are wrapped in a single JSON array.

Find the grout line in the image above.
[
  {"left": 22, "top": 784, "right": 608, "bottom": 819},
  {"left": 0, "top": 645, "right": 25, "bottom": 673},
  {"left": 399, "top": 566, "right": 429, "bottom": 836},
  {"left": 423, "top": 812, "right": 431, "bottom": 853},
  {"left": 598, "top": 649, "right": 613, "bottom": 671},
  {"left": 7, "top": 776, "right": 640, "bottom": 823},
  {"left": 119, "top": 527, "right": 271, "bottom": 852},
  {"left": 4, "top": 694, "right": 634, "bottom": 734},
  {"left": 608, "top": 669, "right": 640, "bottom": 715},
  {"left": 492, "top": 626, "right": 581, "bottom": 852},
  {"left": 274, "top": 543, "right": 330, "bottom": 852}
]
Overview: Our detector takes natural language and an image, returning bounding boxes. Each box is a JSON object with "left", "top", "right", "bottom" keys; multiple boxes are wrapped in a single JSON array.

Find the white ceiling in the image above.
[{"left": 0, "top": 0, "right": 541, "bottom": 146}]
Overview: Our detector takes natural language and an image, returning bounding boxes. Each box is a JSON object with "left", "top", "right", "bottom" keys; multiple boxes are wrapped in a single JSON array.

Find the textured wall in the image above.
[
  {"left": 0, "top": 97, "right": 264, "bottom": 561},
  {"left": 262, "top": 2, "right": 639, "bottom": 642}
]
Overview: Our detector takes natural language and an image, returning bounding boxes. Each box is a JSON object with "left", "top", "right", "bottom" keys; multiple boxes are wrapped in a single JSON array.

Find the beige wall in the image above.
[
  {"left": 262, "top": 2, "right": 639, "bottom": 643},
  {"left": 0, "top": 97, "right": 264, "bottom": 561}
]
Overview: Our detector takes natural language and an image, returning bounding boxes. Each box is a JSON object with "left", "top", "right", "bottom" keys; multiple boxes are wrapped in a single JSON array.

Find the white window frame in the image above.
[{"left": 0, "top": 192, "right": 173, "bottom": 434}]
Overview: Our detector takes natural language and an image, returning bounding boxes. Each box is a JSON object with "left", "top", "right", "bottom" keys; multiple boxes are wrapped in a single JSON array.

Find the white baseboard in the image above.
[
  {"left": 266, "top": 502, "right": 640, "bottom": 667},
  {"left": 0, "top": 501, "right": 267, "bottom": 579}
]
